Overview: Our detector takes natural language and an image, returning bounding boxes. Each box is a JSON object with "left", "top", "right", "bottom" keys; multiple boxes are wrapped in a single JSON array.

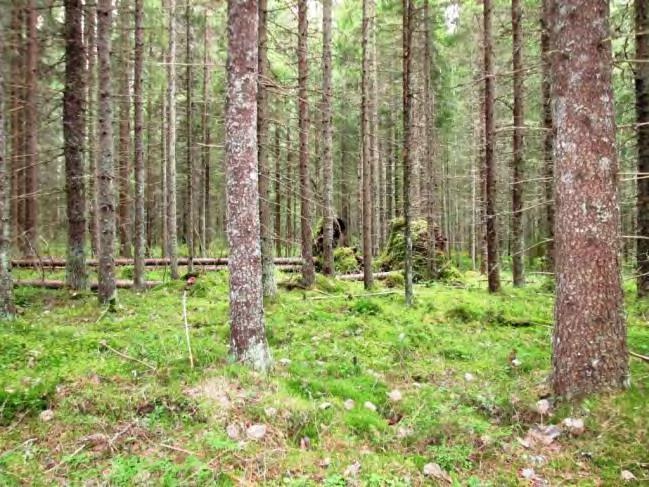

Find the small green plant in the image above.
[{"left": 351, "top": 298, "right": 382, "bottom": 315}]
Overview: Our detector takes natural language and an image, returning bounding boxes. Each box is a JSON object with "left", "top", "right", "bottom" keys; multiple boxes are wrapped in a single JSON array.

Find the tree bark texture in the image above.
[
  {"left": 322, "top": 0, "right": 335, "bottom": 276},
  {"left": 97, "top": 0, "right": 117, "bottom": 305},
  {"left": 226, "top": 0, "right": 271, "bottom": 372},
  {"left": 511, "top": 0, "right": 524, "bottom": 287},
  {"left": 166, "top": 0, "right": 179, "bottom": 279},
  {"left": 636, "top": 0, "right": 649, "bottom": 296},
  {"left": 551, "top": 0, "right": 628, "bottom": 398},
  {"left": 133, "top": 0, "right": 146, "bottom": 289},
  {"left": 64, "top": 0, "right": 88, "bottom": 291},
  {"left": 298, "top": 0, "right": 315, "bottom": 287}
]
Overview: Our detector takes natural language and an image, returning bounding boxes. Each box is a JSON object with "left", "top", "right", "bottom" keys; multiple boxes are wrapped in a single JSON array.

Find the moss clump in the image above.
[
  {"left": 333, "top": 246, "right": 361, "bottom": 274},
  {"left": 378, "top": 218, "right": 449, "bottom": 281}
]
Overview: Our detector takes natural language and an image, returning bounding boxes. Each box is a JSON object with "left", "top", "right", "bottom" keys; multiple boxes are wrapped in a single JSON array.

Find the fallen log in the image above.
[
  {"left": 337, "top": 271, "right": 396, "bottom": 281},
  {"left": 14, "top": 280, "right": 162, "bottom": 289},
  {"left": 12, "top": 257, "right": 304, "bottom": 268}
]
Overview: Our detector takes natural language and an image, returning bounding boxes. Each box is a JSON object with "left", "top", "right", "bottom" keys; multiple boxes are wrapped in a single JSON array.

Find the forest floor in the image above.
[{"left": 0, "top": 268, "right": 648, "bottom": 486}]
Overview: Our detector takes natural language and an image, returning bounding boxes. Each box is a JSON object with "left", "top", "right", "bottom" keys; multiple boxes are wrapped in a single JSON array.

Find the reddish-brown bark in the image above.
[{"left": 551, "top": 0, "right": 628, "bottom": 397}]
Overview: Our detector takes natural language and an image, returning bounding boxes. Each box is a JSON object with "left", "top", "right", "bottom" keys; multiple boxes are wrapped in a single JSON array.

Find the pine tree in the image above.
[
  {"left": 551, "top": 0, "right": 628, "bottom": 397},
  {"left": 226, "top": 0, "right": 271, "bottom": 372}
]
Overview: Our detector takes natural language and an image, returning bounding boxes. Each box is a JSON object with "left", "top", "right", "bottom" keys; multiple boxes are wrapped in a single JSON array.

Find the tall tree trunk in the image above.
[
  {"left": 274, "top": 124, "right": 282, "bottom": 257},
  {"left": 199, "top": 12, "right": 210, "bottom": 255},
  {"left": 362, "top": 0, "right": 374, "bottom": 289},
  {"left": 24, "top": 0, "right": 39, "bottom": 257},
  {"left": 97, "top": 0, "right": 117, "bottom": 306},
  {"left": 85, "top": 3, "right": 99, "bottom": 257},
  {"left": 286, "top": 127, "right": 293, "bottom": 257},
  {"left": 551, "top": 0, "right": 628, "bottom": 398},
  {"left": 636, "top": 0, "right": 649, "bottom": 296},
  {"left": 321, "top": 0, "right": 334, "bottom": 276},
  {"left": 0, "top": 24, "right": 15, "bottom": 318},
  {"left": 9, "top": 6, "right": 24, "bottom": 250},
  {"left": 541, "top": 0, "right": 554, "bottom": 271},
  {"left": 117, "top": 0, "right": 132, "bottom": 258},
  {"left": 133, "top": 0, "right": 145, "bottom": 289},
  {"left": 64, "top": 0, "right": 88, "bottom": 291},
  {"left": 185, "top": 2, "right": 195, "bottom": 273},
  {"left": 423, "top": 0, "right": 437, "bottom": 278},
  {"left": 258, "top": 0, "right": 276, "bottom": 296},
  {"left": 161, "top": 87, "right": 168, "bottom": 258},
  {"left": 166, "top": 0, "right": 179, "bottom": 279},
  {"left": 298, "top": 0, "right": 315, "bottom": 287},
  {"left": 370, "top": 18, "right": 379, "bottom": 257},
  {"left": 226, "top": 0, "right": 271, "bottom": 372},
  {"left": 145, "top": 41, "right": 156, "bottom": 256},
  {"left": 403, "top": 0, "right": 414, "bottom": 305},
  {"left": 483, "top": 0, "right": 500, "bottom": 292},
  {"left": 511, "top": 0, "right": 524, "bottom": 287}
]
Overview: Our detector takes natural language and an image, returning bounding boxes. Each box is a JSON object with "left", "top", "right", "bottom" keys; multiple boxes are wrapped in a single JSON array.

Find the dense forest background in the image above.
[{"left": 1, "top": 0, "right": 639, "bottom": 272}]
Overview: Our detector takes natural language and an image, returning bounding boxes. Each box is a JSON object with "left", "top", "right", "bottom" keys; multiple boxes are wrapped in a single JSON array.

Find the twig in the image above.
[
  {"left": 160, "top": 443, "right": 197, "bottom": 456},
  {"left": 182, "top": 290, "right": 194, "bottom": 369},
  {"left": 630, "top": 351, "right": 649, "bottom": 363},
  {"left": 99, "top": 340, "right": 156, "bottom": 371},
  {"left": 308, "top": 290, "right": 400, "bottom": 301},
  {"left": 44, "top": 444, "right": 86, "bottom": 474}
]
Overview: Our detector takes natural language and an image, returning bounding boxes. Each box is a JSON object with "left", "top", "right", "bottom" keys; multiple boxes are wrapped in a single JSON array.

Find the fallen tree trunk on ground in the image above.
[
  {"left": 337, "top": 271, "right": 395, "bottom": 281},
  {"left": 12, "top": 257, "right": 304, "bottom": 269},
  {"left": 15, "top": 280, "right": 162, "bottom": 289}
]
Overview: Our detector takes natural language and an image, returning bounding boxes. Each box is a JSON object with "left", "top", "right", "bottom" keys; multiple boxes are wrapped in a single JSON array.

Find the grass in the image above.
[{"left": 0, "top": 268, "right": 647, "bottom": 485}]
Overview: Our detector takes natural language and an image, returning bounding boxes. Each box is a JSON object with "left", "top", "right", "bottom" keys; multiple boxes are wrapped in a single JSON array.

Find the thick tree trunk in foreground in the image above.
[
  {"left": 551, "top": 0, "right": 628, "bottom": 398},
  {"left": 541, "top": 0, "right": 554, "bottom": 271},
  {"left": 24, "top": 0, "right": 39, "bottom": 257},
  {"left": 636, "top": 0, "right": 649, "bottom": 296},
  {"left": 511, "top": 0, "right": 524, "bottom": 287},
  {"left": 166, "top": 0, "right": 179, "bottom": 279},
  {"left": 97, "top": 0, "right": 117, "bottom": 306},
  {"left": 9, "top": 6, "right": 24, "bottom": 250},
  {"left": 64, "top": 0, "right": 88, "bottom": 291},
  {"left": 362, "top": 0, "right": 374, "bottom": 289},
  {"left": 226, "top": 0, "right": 271, "bottom": 372},
  {"left": 133, "top": 0, "right": 146, "bottom": 289},
  {"left": 321, "top": 0, "right": 335, "bottom": 276},
  {"left": 484, "top": 0, "right": 500, "bottom": 293},
  {"left": 298, "top": 0, "right": 315, "bottom": 287},
  {"left": 258, "top": 0, "right": 277, "bottom": 297},
  {"left": 402, "top": 0, "right": 414, "bottom": 305},
  {"left": 0, "top": 26, "right": 15, "bottom": 318}
]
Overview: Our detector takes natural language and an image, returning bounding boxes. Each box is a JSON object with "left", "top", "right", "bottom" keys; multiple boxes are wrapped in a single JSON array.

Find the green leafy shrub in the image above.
[{"left": 334, "top": 246, "right": 361, "bottom": 274}]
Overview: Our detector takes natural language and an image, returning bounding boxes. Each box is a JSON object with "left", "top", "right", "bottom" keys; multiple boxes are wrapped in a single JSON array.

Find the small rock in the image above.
[
  {"left": 562, "top": 417, "right": 585, "bottom": 436},
  {"left": 363, "top": 401, "right": 377, "bottom": 412},
  {"left": 39, "top": 409, "right": 54, "bottom": 422},
  {"left": 343, "top": 399, "right": 355, "bottom": 410},
  {"left": 511, "top": 358, "right": 522, "bottom": 367},
  {"left": 536, "top": 399, "right": 551, "bottom": 415},
  {"left": 278, "top": 358, "right": 292, "bottom": 366},
  {"left": 344, "top": 461, "right": 361, "bottom": 477},
  {"left": 246, "top": 424, "right": 267, "bottom": 440},
  {"left": 320, "top": 457, "right": 331, "bottom": 468},
  {"left": 299, "top": 436, "right": 311, "bottom": 450},
  {"left": 423, "top": 463, "right": 451, "bottom": 483},
  {"left": 621, "top": 470, "right": 637, "bottom": 482},
  {"left": 226, "top": 423, "right": 240, "bottom": 440},
  {"left": 464, "top": 372, "right": 475, "bottom": 382},
  {"left": 388, "top": 389, "right": 403, "bottom": 402},
  {"left": 520, "top": 468, "right": 535, "bottom": 479},
  {"left": 396, "top": 426, "right": 413, "bottom": 438},
  {"left": 319, "top": 402, "right": 332, "bottom": 410},
  {"left": 264, "top": 407, "right": 277, "bottom": 418}
]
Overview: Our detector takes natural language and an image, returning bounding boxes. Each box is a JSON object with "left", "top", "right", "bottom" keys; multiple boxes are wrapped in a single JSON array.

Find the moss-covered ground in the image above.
[{"left": 0, "top": 268, "right": 647, "bottom": 485}]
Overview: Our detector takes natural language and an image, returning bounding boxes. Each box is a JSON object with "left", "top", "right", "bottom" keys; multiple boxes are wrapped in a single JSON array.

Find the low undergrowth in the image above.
[{"left": 0, "top": 269, "right": 647, "bottom": 485}]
